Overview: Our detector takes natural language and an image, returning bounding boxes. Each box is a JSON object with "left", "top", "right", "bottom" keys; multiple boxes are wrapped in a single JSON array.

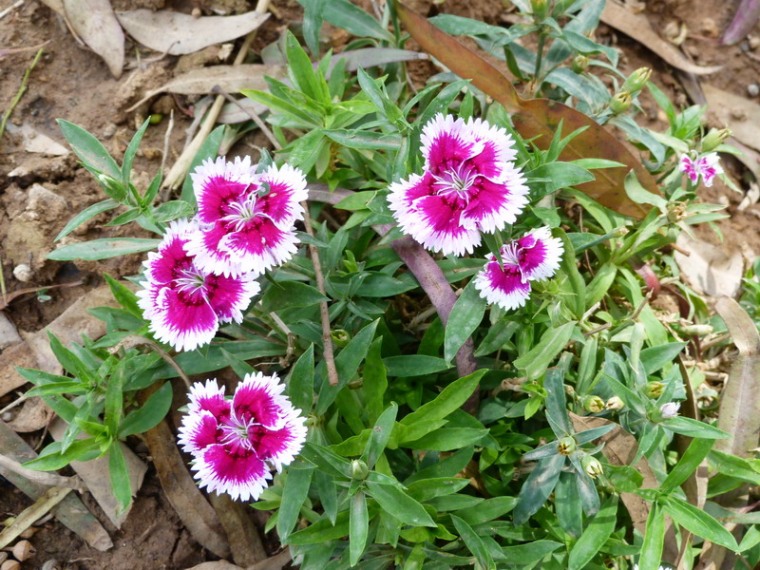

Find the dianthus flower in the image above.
[
  {"left": 659, "top": 402, "right": 680, "bottom": 419},
  {"left": 388, "top": 114, "right": 529, "bottom": 256},
  {"left": 186, "top": 157, "right": 308, "bottom": 276},
  {"left": 137, "top": 219, "right": 259, "bottom": 352},
  {"left": 177, "top": 373, "right": 307, "bottom": 502},
  {"left": 679, "top": 152, "right": 722, "bottom": 187},
  {"left": 474, "top": 227, "right": 563, "bottom": 311}
]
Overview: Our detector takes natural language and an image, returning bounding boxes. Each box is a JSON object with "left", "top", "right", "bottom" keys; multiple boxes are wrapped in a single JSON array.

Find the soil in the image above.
[{"left": 1, "top": 0, "right": 759, "bottom": 568}]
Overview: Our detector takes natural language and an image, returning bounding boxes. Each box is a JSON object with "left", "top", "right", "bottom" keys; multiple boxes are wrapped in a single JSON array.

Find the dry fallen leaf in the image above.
[
  {"left": 601, "top": 2, "right": 722, "bottom": 75},
  {"left": 116, "top": 9, "right": 269, "bottom": 56},
  {"left": 704, "top": 84, "right": 760, "bottom": 154},
  {"left": 62, "top": 0, "right": 124, "bottom": 78},
  {"left": 7, "top": 397, "right": 54, "bottom": 433},
  {"left": 674, "top": 232, "right": 744, "bottom": 298},
  {"left": 126, "top": 64, "right": 284, "bottom": 112}
]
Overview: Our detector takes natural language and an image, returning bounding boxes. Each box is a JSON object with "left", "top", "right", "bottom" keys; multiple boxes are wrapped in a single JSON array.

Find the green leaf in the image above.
[
  {"left": 444, "top": 279, "right": 486, "bottom": 363},
  {"left": 105, "top": 360, "right": 125, "bottom": 436},
  {"left": 287, "top": 345, "right": 315, "bottom": 413},
  {"left": 262, "top": 281, "right": 329, "bottom": 310},
  {"left": 555, "top": 472, "right": 583, "bottom": 537},
  {"left": 585, "top": 263, "right": 617, "bottom": 308},
  {"left": 119, "top": 382, "right": 173, "bottom": 437},
  {"left": 455, "top": 497, "right": 517, "bottom": 525},
  {"left": 285, "top": 31, "right": 327, "bottom": 103},
  {"left": 349, "top": 491, "right": 370, "bottom": 566},
  {"left": 363, "top": 338, "right": 387, "bottom": 425},
  {"left": 662, "top": 496, "right": 739, "bottom": 551},
  {"left": 514, "top": 453, "right": 565, "bottom": 525},
  {"left": 47, "top": 238, "right": 161, "bottom": 261},
  {"left": 640, "top": 342, "right": 687, "bottom": 375},
  {"left": 513, "top": 321, "right": 577, "bottom": 380},
  {"left": 365, "top": 481, "right": 436, "bottom": 527},
  {"left": 382, "top": 355, "right": 450, "bottom": 377},
  {"left": 544, "top": 367, "right": 572, "bottom": 437},
  {"left": 180, "top": 125, "right": 224, "bottom": 206},
  {"left": 122, "top": 118, "right": 151, "bottom": 189},
  {"left": 708, "top": 450, "right": 760, "bottom": 486},
  {"left": 662, "top": 416, "right": 729, "bottom": 440},
  {"left": 450, "top": 515, "right": 495, "bottom": 570},
  {"left": 557, "top": 230, "right": 586, "bottom": 318},
  {"left": 103, "top": 274, "right": 142, "bottom": 319},
  {"left": 55, "top": 199, "right": 120, "bottom": 242},
  {"left": 324, "top": 128, "right": 402, "bottom": 151},
  {"left": 399, "top": 370, "right": 484, "bottom": 432},
  {"left": 23, "top": 438, "right": 102, "bottom": 471},
  {"left": 47, "top": 332, "right": 96, "bottom": 386},
  {"left": 638, "top": 501, "right": 665, "bottom": 570},
  {"left": 362, "top": 403, "right": 397, "bottom": 469},
  {"left": 568, "top": 496, "right": 618, "bottom": 570},
  {"left": 109, "top": 444, "right": 132, "bottom": 512},
  {"left": 624, "top": 170, "right": 668, "bottom": 210},
  {"left": 527, "top": 162, "right": 595, "bottom": 194},
  {"left": 57, "top": 119, "right": 121, "bottom": 180},
  {"left": 660, "top": 437, "right": 714, "bottom": 494},
  {"left": 500, "top": 541, "right": 563, "bottom": 566},
  {"left": 299, "top": 442, "right": 351, "bottom": 479},
  {"left": 403, "top": 427, "right": 489, "bottom": 451},
  {"left": 299, "top": 0, "right": 325, "bottom": 55},
  {"left": 322, "top": 0, "right": 393, "bottom": 41},
  {"left": 278, "top": 462, "right": 314, "bottom": 542},
  {"left": 152, "top": 200, "right": 195, "bottom": 223}
]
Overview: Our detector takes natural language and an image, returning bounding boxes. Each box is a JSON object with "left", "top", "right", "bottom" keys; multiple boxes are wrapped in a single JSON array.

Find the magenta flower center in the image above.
[
  {"left": 221, "top": 192, "right": 261, "bottom": 232},
  {"left": 174, "top": 268, "right": 209, "bottom": 298},
  {"left": 433, "top": 164, "right": 479, "bottom": 200},
  {"left": 219, "top": 413, "right": 259, "bottom": 453}
]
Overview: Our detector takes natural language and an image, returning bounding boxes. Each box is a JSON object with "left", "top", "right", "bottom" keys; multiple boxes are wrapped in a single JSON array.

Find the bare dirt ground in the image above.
[{"left": 1, "top": 0, "right": 760, "bottom": 568}]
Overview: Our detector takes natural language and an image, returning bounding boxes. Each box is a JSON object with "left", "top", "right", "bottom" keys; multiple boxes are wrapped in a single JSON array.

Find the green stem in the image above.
[{"left": 534, "top": 30, "right": 547, "bottom": 85}]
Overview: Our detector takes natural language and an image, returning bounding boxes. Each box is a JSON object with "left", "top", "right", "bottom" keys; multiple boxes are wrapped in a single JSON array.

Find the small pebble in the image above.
[
  {"left": 748, "top": 83, "right": 759, "bottom": 97},
  {"left": 12, "top": 264, "right": 33, "bottom": 282}
]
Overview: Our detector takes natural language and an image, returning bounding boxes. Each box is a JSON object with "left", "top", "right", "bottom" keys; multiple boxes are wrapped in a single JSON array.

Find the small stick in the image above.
[
  {"left": 0, "top": 46, "right": 44, "bottom": 148},
  {"left": 0, "top": 486, "right": 74, "bottom": 549},
  {"left": 0, "top": 454, "right": 84, "bottom": 493},
  {"left": 0, "top": 0, "right": 24, "bottom": 21}
]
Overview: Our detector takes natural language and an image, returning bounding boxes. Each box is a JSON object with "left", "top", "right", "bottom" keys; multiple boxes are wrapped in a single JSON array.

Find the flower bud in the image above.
[
  {"left": 583, "top": 395, "right": 606, "bottom": 413},
  {"left": 609, "top": 91, "right": 632, "bottom": 114},
  {"left": 645, "top": 381, "right": 664, "bottom": 398},
  {"left": 331, "top": 329, "right": 351, "bottom": 348},
  {"left": 701, "top": 128, "right": 731, "bottom": 153},
  {"left": 96, "top": 173, "right": 127, "bottom": 200},
  {"left": 531, "top": 0, "right": 549, "bottom": 20},
  {"left": 659, "top": 402, "right": 680, "bottom": 419},
  {"left": 622, "top": 67, "right": 652, "bottom": 93},
  {"left": 557, "top": 436, "right": 577, "bottom": 456},
  {"left": 582, "top": 455, "right": 604, "bottom": 479},
  {"left": 351, "top": 459, "right": 369, "bottom": 480},
  {"left": 572, "top": 55, "right": 589, "bottom": 73},
  {"left": 605, "top": 396, "right": 625, "bottom": 411}
]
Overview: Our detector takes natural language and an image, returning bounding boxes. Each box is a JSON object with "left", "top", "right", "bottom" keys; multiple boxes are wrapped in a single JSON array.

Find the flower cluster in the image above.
[
  {"left": 138, "top": 157, "right": 307, "bottom": 351},
  {"left": 388, "top": 113, "right": 561, "bottom": 309},
  {"left": 679, "top": 152, "right": 722, "bottom": 187},
  {"left": 178, "top": 373, "right": 307, "bottom": 501}
]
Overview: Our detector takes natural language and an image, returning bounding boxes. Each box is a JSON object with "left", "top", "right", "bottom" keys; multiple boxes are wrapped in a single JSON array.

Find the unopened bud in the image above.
[
  {"left": 572, "top": 55, "right": 589, "bottom": 73},
  {"left": 531, "top": 0, "right": 548, "bottom": 20},
  {"left": 582, "top": 455, "right": 604, "bottom": 479},
  {"left": 645, "top": 381, "right": 664, "bottom": 399},
  {"left": 351, "top": 459, "right": 369, "bottom": 480},
  {"left": 609, "top": 91, "right": 632, "bottom": 114},
  {"left": 557, "top": 436, "right": 577, "bottom": 456},
  {"left": 331, "top": 329, "right": 351, "bottom": 348},
  {"left": 605, "top": 396, "right": 625, "bottom": 411},
  {"left": 622, "top": 67, "right": 652, "bottom": 93},
  {"left": 583, "top": 395, "right": 606, "bottom": 413},
  {"left": 659, "top": 402, "right": 680, "bottom": 419},
  {"left": 701, "top": 128, "right": 731, "bottom": 153},
  {"left": 96, "top": 173, "right": 127, "bottom": 201}
]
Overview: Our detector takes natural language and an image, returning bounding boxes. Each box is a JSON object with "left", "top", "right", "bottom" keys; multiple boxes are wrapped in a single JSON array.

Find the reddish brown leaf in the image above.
[{"left": 395, "top": 1, "right": 658, "bottom": 219}]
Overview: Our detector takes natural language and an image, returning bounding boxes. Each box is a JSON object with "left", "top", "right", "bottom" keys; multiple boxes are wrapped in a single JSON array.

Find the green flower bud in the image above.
[
  {"left": 557, "top": 436, "right": 577, "bottom": 456},
  {"left": 583, "top": 395, "right": 606, "bottom": 413},
  {"left": 701, "top": 128, "right": 731, "bottom": 153},
  {"left": 582, "top": 455, "right": 604, "bottom": 479},
  {"left": 605, "top": 396, "right": 625, "bottom": 411},
  {"left": 609, "top": 91, "right": 632, "bottom": 114},
  {"left": 622, "top": 67, "right": 652, "bottom": 93},
  {"left": 351, "top": 459, "right": 369, "bottom": 480},
  {"left": 531, "top": 0, "right": 549, "bottom": 20},
  {"left": 572, "top": 55, "right": 589, "bottom": 73},
  {"left": 331, "top": 329, "right": 351, "bottom": 348},
  {"left": 645, "top": 381, "right": 664, "bottom": 399}
]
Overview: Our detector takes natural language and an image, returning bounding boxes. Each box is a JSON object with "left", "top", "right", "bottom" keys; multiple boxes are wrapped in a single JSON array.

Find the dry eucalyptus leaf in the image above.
[
  {"left": 601, "top": 2, "right": 722, "bottom": 75},
  {"left": 674, "top": 233, "right": 744, "bottom": 297},
  {"left": 704, "top": 84, "right": 760, "bottom": 154},
  {"left": 218, "top": 98, "right": 269, "bottom": 124},
  {"left": 7, "top": 397, "right": 54, "bottom": 433},
  {"left": 116, "top": 9, "right": 269, "bottom": 56},
  {"left": 62, "top": 0, "right": 124, "bottom": 78},
  {"left": 126, "top": 64, "right": 284, "bottom": 112}
]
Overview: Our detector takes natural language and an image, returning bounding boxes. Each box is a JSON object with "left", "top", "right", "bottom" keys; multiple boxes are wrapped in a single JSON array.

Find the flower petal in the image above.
[
  {"left": 206, "top": 273, "right": 260, "bottom": 324},
  {"left": 516, "top": 227, "right": 564, "bottom": 281},
  {"left": 474, "top": 258, "right": 532, "bottom": 311},
  {"left": 221, "top": 218, "right": 300, "bottom": 275},
  {"left": 461, "top": 165, "right": 529, "bottom": 232},
  {"left": 462, "top": 116, "right": 518, "bottom": 179},
  {"left": 232, "top": 372, "right": 289, "bottom": 429},
  {"left": 150, "top": 287, "right": 219, "bottom": 351},
  {"left": 256, "top": 407, "right": 308, "bottom": 472},
  {"left": 185, "top": 220, "right": 245, "bottom": 277},
  {"left": 194, "top": 443, "right": 271, "bottom": 502},
  {"left": 178, "top": 410, "right": 220, "bottom": 454},
  {"left": 187, "top": 378, "right": 230, "bottom": 417},
  {"left": 192, "top": 156, "right": 257, "bottom": 225},
  {"left": 256, "top": 163, "right": 308, "bottom": 226}
]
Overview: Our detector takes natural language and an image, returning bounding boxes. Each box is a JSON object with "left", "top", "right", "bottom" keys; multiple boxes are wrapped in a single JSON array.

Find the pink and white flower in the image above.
[
  {"left": 177, "top": 373, "right": 307, "bottom": 502},
  {"left": 679, "top": 152, "right": 723, "bottom": 187},
  {"left": 388, "top": 114, "right": 529, "bottom": 256},
  {"left": 474, "top": 227, "right": 563, "bottom": 311},
  {"left": 137, "top": 219, "right": 260, "bottom": 352},
  {"left": 186, "top": 157, "right": 309, "bottom": 276}
]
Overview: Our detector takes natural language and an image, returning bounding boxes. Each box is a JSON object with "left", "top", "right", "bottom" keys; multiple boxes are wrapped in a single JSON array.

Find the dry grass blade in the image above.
[
  {"left": 395, "top": 1, "right": 657, "bottom": 219},
  {"left": 0, "top": 486, "right": 72, "bottom": 549},
  {"left": 62, "top": 0, "right": 124, "bottom": 78},
  {"left": 600, "top": 2, "right": 722, "bottom": 75}
]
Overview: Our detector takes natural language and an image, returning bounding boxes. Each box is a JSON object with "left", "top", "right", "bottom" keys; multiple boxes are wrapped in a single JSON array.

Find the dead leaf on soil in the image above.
[
  {"left": 126, "top": 64, "right": 284, "bottom": 112},
  {"left": 703, "top": 84, "right": 760, "bottom": 154},
  {"left": 208, "top": 494, "right": 266, "bottom": 566},
  {"left": 185, "top": 562, "right": 242, "bottom": 570},
  {"left": 116, "top": 9, "right": 269, "bottom": 56},
  {"left": 7, "top": 397, "right": 54, "bottom": 432},
  {"left": 0, "top": 421, "right": 113, "bottom": 551},
  {"left": 396, "top": 1, "right": 658, "bottom": 219},
  {"left": 62, "top": 0, "right": 124, "bottom": 78},
  {"left": 674, "top": 233, "right": 744, "bottom": 297},
  {"left": 0, "top": 312, "right": 21, "bottom": 350},
  {"left": 142, "top": 415, "right": 231, "bottom": 559},
  {"left": 600, "top": 2, "right": 723, "bottom": 75},
  {"left": 49, "top": 418, "right": 147, "bottom": 529},
  {"left": 218, "top": 98, "right": 270, "bottom": 124}
]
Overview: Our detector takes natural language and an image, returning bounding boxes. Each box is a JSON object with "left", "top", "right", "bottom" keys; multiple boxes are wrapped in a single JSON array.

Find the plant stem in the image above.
[{"left": 0, "top": 47, "right": 44, "bottom": 149}]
